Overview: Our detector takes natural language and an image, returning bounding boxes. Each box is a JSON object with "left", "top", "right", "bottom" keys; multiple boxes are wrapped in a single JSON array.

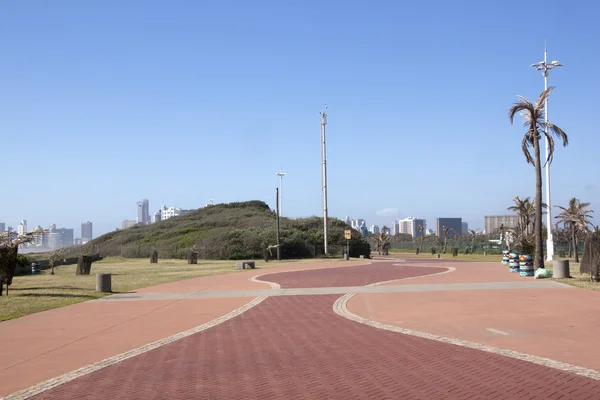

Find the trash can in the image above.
[{"left": 31, "top": 262, "right": 41, "bottom": 275}]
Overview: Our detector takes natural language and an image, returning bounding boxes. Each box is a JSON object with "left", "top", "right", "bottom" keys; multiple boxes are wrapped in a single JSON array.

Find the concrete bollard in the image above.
[
  {"left": 344, "top": 254, "right": 350, "bottom": 260},
  {"left": 436, "top": 254, "right": 441, "bottom": 259},
  {"left": 96, "top": 273, "right": 112, "bottom": 292},
  {"left": 552, "top": 259, "right": 570, "bottom": 279}
]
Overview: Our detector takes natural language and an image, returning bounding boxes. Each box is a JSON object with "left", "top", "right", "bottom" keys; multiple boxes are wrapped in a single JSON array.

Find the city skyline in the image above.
[{"left": 0, "top": 1, "right": 597, "bottom": 238}]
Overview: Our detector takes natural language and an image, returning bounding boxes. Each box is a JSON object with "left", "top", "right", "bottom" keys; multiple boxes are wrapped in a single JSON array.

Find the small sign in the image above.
[{"left": 344, "top": 229, "right": 352, "bottom": 240}]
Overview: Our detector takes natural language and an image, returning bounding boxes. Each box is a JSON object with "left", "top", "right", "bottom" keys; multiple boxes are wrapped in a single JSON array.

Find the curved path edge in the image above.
[
  {"left": 2, "top": 297, "right": 268, "bottom": 400},
  {"left": 334, "top": 293, "right": 600, "bottom": 381}
]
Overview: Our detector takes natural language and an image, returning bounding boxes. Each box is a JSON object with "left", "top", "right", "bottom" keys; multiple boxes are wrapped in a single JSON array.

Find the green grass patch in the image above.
[{"left": 0, "top": 257, "right": 322, "bottom": 321}]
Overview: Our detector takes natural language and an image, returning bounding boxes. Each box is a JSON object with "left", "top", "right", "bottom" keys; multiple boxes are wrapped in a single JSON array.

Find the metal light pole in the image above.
[
  {"left": 531, "top": 42, "right": 563, "bottom": 261},
  {"left": 320, "top": 106, "right": 329, "bottom": 255},
  {"left": 276, "top": 187, "right": 281, "bottom": 260},
  {"left": 276, "top": 169, "right": 285, "bottom": 217}
]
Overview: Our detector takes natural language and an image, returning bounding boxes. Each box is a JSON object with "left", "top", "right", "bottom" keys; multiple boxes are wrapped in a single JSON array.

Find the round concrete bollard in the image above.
[
  {"left": 552, "top": 260, "right": 570, "bottom": 279},
  {"left": 96, "top": 273, "right": 112, "bottom": 292},
  {"left": 436, "top": 254, "right": 441, "bottom": 259},
  {"left": 344, "top": 254, "right": 350, "bottom": 260}
]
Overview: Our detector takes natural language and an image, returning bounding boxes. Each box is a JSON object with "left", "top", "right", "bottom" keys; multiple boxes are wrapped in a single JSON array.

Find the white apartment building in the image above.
[
  {"left": 398, "top": 217, "right": 426, "bottom": 238},
  {"left": 157, "top": 205, "right": 191, "bottom": 221},
  {"left": 18, "top": 219, "right": 27, "bottom": 236}
]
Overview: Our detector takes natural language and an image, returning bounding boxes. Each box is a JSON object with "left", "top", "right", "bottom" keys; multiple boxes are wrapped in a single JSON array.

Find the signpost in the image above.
[{"left": 344, "top": 229, "right": 351, "bottom": 260}]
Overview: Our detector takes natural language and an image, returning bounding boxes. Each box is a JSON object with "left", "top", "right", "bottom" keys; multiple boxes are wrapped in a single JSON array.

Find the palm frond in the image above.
[
  {"left": 521, "top": 135, "right": 534, "bottom": 165},
  {"left": 534, "top": 86, "right": 555, "bottom": 114}
]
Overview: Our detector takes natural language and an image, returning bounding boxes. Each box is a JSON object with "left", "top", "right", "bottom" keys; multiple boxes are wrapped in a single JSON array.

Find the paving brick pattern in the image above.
[
  {"left": 262, "top": 263, "right": 447, "bottom": 288},
  {"left": 31, "top": 295, "right": 600, "bottom": 400}
]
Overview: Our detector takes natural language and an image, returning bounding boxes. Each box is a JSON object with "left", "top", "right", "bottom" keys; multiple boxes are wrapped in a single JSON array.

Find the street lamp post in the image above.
[
  {"left": 276, "top": 169, "right": 285, "bottom": 217},
  {"left": 530, "top": 43, "right": 563, "bottom": 261}
]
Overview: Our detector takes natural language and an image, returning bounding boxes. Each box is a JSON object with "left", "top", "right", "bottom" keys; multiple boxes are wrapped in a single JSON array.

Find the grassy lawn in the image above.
[
  {"left": 0, "top": 257, "right": 321, "bottom": 322},
  {"left": 388, "top": 250, "right": 503, "bottom": 263}
]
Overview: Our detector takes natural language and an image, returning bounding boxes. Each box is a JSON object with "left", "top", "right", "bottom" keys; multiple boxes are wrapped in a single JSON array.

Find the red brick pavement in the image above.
[
  {"left": 31, "top": 295, "right": 600, "bottom": 400},
  {"left": 261, "top": 263, "right": 448, "bottom": 288}
]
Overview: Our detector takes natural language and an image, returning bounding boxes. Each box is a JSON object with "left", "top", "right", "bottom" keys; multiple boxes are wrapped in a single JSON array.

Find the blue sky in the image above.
[{"left": 1, "top": 0, "right": 598, "bottom": 237}]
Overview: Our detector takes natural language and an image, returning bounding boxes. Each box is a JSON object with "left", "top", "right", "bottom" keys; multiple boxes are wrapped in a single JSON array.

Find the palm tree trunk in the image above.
[
  {"left": 572, "top": 225, "right": 579, "bottom": 263},
  {"left": 533, "top": 138, "right": 544, "bottom": 269}
]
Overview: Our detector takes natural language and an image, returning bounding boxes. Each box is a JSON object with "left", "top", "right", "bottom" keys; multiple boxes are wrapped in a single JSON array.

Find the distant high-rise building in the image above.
[
  {"left": 154, "top": 211, "right": 162, "bottom": 223},
  {"left": 398, "top": 217, "right": 426, "bottom": 238},
  {"left": 122, "top": 219, "right": 138, "bottom": 230},
  {"left": 369, "top": 225, "right": 380, "bottom": 234},
  {"left": 436, "top": 218, "right": 462, "bottom": 237},
  {"left": 344, "top": 216, "right": 351, "bottom": 226},
  {"left": 32, "top": 225, "right": 45, "bottom": 247},
  {"left": 137, "top": 199, "right": 150, "bottom": 225},
  {"left": 484, "top": 215, "right": 519, "bottom": 235},
  {"left": 390, "top": 220, "right": 400, "bottom": 236},
  {"left": 48, "top": 228, "right": 74, "bottom": 249},
  {"left": 462, "top": 222, "right": 469, "bottom": 235},
  {"left": 18, "top": 219, "right": 27, "bottom": 236},
  {"left": 81, "top": 221, "right": 93, "bottom": 243},
  {"left": 0, "top": 222, "right": 5, "bottom": 232}
]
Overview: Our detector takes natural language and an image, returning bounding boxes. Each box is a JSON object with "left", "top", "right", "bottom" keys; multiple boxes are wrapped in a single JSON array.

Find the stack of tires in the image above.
[
  {"left": 502, "top": 250, "right": 510, "bottom": 265},
  {"left": 519, "top": 255, "right": 534, "bottom": 276},
  {"left": 508, "top": 252, "right": 520, "bottom": 272}
]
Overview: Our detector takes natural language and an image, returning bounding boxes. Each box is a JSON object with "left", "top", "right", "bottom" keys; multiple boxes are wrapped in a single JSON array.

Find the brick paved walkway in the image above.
[
  {"left": 261, "top": 263, "right": 447, "bottom": 288},
  {"left": 3, "top": 259, "right": 600, "bottom": 399},
  {"left": 30, "top": 295, "right": 600, "bottom": 400}
]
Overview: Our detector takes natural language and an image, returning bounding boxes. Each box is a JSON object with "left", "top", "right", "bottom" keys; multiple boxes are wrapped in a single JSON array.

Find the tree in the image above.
[
  {"left": 555, "top": 198, "right": 593, "bottom": 263},
  {"left": 371, "top": 226, "right": 390, "bottom": 255},
  {"left": 509, "top": 87, "right": 568, "bottom": 269},
  {"left": 417, "top": 224, "right": 425, "bottom": 252},
  {"left": 49, "top": 249, "right": 64, "bottom": 275},
  {"left": 468, "top": 229, "right": 480, "bottom": 253},
  {"left": 441, "top": 226, "right": 453, "bottom": 254},
  {"left": 0, "top": 231, "right": 34, "bottom": 296}
]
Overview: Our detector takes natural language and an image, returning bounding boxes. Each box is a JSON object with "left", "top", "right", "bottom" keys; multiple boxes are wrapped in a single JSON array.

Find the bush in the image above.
[{"left": 16, "top": 254, "right": 31, "bottom": 266}]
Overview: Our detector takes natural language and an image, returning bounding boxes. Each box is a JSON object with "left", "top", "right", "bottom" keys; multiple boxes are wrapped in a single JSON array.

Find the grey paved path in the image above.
[{"left": 96, "top": 280, "right": 569, "bottom": 302}]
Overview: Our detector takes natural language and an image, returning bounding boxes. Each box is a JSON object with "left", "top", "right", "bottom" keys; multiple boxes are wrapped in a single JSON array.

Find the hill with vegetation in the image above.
[{"left": 82, "top": 201, "right": 369, "bottom": 260}]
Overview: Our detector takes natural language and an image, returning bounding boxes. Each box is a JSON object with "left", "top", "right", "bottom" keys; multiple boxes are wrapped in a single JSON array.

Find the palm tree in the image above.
[
  {"left": 468, "top": 229, "right": 480, "bottom": 253},
  {"left": 417, "top": 224, "right": 425, "bottom": 252},
  {"left": 507, "top": 196, "right": 547, "bottom": 235},
  {"left": 441, "top": 226, "right": 453, "bottom": 254},
  {"left": 555, "top": 198, "right": 593, "bottom": 262},
  {"left": 509, "top": 87, "right": 568, "bottom": 269}
]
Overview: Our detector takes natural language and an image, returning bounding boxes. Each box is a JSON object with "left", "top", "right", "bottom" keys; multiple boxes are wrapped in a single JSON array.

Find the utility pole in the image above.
[
  {"left": 531, "top": 41, "right": 562, "bottom": 261},
  {"left": 276, "top": 169, "right": 286, "bottom": 217},
  {"left": 320, "top": 106, "right": 329, "bottom": 255},
  {"left": 276, "top": 187, "right": 281, "bottom": 260}
]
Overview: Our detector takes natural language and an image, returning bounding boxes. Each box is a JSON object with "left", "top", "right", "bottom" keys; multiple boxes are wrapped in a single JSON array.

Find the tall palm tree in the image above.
[
  {"left": 417, "top": 224, "right": 425, "bottom": 252},
  {"left": 509, "top": 87, "right": 568, "bottom": 269},
  {"left": 555, "top": 198, "right": 593, "bottom": 262}
]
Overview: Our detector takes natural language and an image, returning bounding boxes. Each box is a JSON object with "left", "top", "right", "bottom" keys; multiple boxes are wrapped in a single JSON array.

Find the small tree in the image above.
[
  {"left": 0, "top": 231, "right": 34, "bottom": 296},
  {"left": 49, "top": 249, "right": 64, "bottom": 275}
]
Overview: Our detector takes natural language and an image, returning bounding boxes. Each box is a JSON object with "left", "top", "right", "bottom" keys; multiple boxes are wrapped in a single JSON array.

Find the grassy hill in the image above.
[{"left": 81, "top": 201, "right": 369, "bottom": 260}]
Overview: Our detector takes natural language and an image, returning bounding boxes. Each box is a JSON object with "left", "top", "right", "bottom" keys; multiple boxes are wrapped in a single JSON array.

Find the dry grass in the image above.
[
  {"left": 0, "top": 257, "right": 322, "bottom": 321},
  {"left": 544, "top": 258, "right": 600, "bottom": 292}
]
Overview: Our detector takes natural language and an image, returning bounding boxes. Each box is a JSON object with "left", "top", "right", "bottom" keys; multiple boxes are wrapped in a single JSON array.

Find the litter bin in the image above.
[{"left": 31, "top": 262, "right": 41, "bottom": 275}]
